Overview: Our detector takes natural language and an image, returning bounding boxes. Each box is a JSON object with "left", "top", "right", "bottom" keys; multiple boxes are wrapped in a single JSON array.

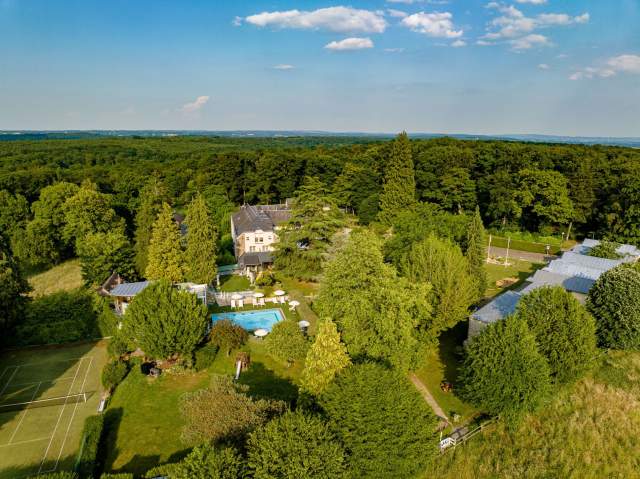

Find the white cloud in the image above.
[
  {"left": 401, "top": 11, "right": 463, "bottom": 38},
  {"left": 387, "top": 0, "right": 416, "bottom": 3},
  {"left": 537, "top": 63, "right": 550, "bottom": 69},
  {"left": 181, "top": 96, "right": 210, "bottom": 113},
  {"left": 482, "top": 4, "right": 589, "bottom": 51},
  {"left": 384, "top": 47, "right": 405, "bottom": 52},
  {"left": 516, "top": 0, "right": 547, "bottom": 4},
  {"left": 232, "top": 16, "right": 242, "bottom": 27},
  {"left": 387, "top": 8, "right": 408, "bottom": 18},
  {"left": 607, "top": 54, "right": 640, "bottom": 74},
  {"left": 570, "top": 54, "right": 640, "bottom": 80},
  {"left": 476, "top": 39, "right": 494, "bottom": 46},
  {"left": 273, "top": 64, "right": 295, "bottom": 70},
  {"left": 244, "top": 7, "right": 386, "bottom": 34},
  {"left": 509, "top": 33, "right": 551, "bottom": 50},
  {"left": 451, "top": 39, "right": 467, "bottom": 47},
  {"left": 325, "top": 37, "right": 374, "bottom": 51}
]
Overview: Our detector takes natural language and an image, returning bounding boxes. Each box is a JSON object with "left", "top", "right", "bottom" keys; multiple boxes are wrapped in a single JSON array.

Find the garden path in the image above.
[{"left": 409, "top": 373, "right": 448, "bottom": 422}]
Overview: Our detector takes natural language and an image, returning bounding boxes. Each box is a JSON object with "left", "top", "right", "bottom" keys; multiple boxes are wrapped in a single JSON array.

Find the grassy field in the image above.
[
  {"left": 28, "top": 260, "right": 83, "bottom": 297},
  {"left": 103, "top": 338, "right": 303, "bottom": 476},
  {"left": 425, "top": 351, "right": 640, "bottom": 478},
  {"left": 0, "top": 341, "right": 108, "bottom": 479},
  {"left": 485, "top": 259, "right": 544, "bottom": 299}
]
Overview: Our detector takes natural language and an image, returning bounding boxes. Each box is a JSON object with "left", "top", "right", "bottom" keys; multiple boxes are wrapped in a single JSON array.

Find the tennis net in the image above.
[{"left": 0, "top": 392, "right": 87, "bottom": 413}]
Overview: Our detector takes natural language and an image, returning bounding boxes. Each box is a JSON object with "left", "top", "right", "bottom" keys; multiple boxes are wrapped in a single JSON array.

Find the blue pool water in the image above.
[{"left": 211, "top": 308, "right": 285, "bottom": 332}]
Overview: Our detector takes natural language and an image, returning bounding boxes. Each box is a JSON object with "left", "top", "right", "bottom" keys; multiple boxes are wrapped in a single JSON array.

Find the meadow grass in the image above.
[
  {"left": 28, "top": 259, "right": 83, "bottom": 297},
  {"left": 424, "top": 351, "right": 640, "bottom": 479}
]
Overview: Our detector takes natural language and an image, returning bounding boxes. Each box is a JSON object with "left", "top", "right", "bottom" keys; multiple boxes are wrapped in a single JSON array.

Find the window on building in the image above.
[
  {"left": 256, "top": 237, "right": 263, "bottom": 243},
  {"left": 250, "top": 246, "right": 256, "bottom": 252}
]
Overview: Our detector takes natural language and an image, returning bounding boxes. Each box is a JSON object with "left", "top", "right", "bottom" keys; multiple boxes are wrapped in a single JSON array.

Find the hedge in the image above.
[
  {"left": 101, "top": 360, "right": 129, "bottom": 392},
  {"left": 76, "top": 415, "right": 105, "bottom": 478},
  {"left": 12, "top": 289, "right": 113, "bottom": 347}
]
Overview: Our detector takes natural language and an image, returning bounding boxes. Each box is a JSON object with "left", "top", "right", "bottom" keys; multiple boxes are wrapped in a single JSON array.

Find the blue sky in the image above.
[{"left": 1, "top": 0, "right": 638, "bottom": 136}]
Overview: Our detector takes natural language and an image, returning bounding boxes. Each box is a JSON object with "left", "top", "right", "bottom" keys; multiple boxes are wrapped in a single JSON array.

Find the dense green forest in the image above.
[{"left": 1, "top": 135, "right": 639, "bottom": 266}]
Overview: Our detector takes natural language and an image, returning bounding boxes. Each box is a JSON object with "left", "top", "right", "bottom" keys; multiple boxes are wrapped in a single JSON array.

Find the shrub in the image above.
[
  {"left": 587, "top": 266, "right": 640, "bottom": 349},
  {"left": 77, "top": 415, "right": 105, "bottom": 478},
  {"left": 143, "top": 464, "right": 181, "bottom": 479},
  {"left": 459, "top": 315, "right": 551, "bottom": 424},
  {"left": 209, "top": 319, "right": 248, "bottom": 356},
  {"left": 14, "top": 289, "right": 98, "bottom": 346},
  {"left": 107, "top": 333, "right": 130, "bottom": 358},
  {"left": 255, "top": 271, "right": 276, "bottom": 287},
  {"left": 100, "top": 474, "right": 133, "bottom": 479},
  {"left": 265, "top": 320, "right": 308, "bottom": 364},
  {"left": 516, "top": 286, "right": 598, "bottom": 384},
  {"left": 318, "top": 363, "right": 438, "bottom": 479},
  {"left": 180, "top": 374, "right": 286, "bottom": 445},
  {"left": 101, "top": 360, "right": 129, "bottom": 392},
  {"left": 94, "top": 295, "right": 120, "bottom": 338},
  {"left": 195, "top": 344, "right": 219, "bottom": 371},
  {"left": 247, "top": 411, "right": 346, "bottom": 479}
]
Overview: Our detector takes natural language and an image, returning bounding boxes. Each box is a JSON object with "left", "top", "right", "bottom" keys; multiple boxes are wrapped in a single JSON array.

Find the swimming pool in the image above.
[{"left": 211, "top": 308, "right": 285, "bottom": 332}]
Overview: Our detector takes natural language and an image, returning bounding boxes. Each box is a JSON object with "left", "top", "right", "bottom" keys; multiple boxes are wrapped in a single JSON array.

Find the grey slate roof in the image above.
[
  {"left": 471, "top": 291, "right": 521, "bottom": 325},
  {"left": 560, "top": 251, "right": 625, "bottom": 271},
  {"left": 232, "top": 204, "right": 291, "bottom": 237},
  {"left": 109, "top": 281, "right": 151, "bottom": 297},
  {"left": 522, "top": 269, "right": 595, "bottom": 295},
  {"left": 571, "top": 239, "right": 640, "bottom": 258},
  {"left": 238, "top": 252, "right": 273, "bottom": 267}
]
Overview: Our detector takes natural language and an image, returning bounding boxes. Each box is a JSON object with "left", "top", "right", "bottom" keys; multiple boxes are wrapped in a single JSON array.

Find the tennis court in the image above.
[{"left": 0, "top": 342, "right": 107, "bottom": 479}]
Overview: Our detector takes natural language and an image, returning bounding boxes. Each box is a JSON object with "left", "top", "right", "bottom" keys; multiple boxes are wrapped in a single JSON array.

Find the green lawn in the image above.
[
  {"left": 28, "top": 259, "right": 83, "bottom": 297},
  {"left": 218, "top": 274, "right": 251, "bottom": 292},
  {"left": 0, "top": 341, "right": 108, "bottom": 479},
  {"left": 485, "top": 259, "right": 544, "bottom": 299},
  {"left": 413, "top": 322, "right": 478, "bottom": 424},
  {"left": 424, "top": 351, "right": 640, "bottom": 478},
  {"left": 103, "top": 338, "right": 303, "bottom": 476}
]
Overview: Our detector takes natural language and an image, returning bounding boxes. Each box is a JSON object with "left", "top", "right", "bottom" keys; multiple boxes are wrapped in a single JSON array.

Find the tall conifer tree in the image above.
[
  {"left": 134, "top": 177, "right": 168, "bottom": 275},
  {"left": 184, "top": 193, "right": 218, "bottom": 284},
  {"left": 378, "top": 132, "right": 416, "bottom": 224},
  {"left": 466, "top": 206, "right": 487, "bottom": 297},
  {"left": 300, "top": 319, "right": 351, "bottom": 396},
  {"left": 145, "top": 203, "right": 185, "bottom": 282}
]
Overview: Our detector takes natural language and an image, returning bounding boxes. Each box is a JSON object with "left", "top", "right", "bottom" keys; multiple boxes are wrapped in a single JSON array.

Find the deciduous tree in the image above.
[
  {"left": 401, "top": 235, "right": 477, "bottom": 335},
  {"left": 0, "top": 243, "right": 30, "bottom": 343},
  {"left": 77, "top": 231, "right": 136, "bottom": 286},
  {"left": 516, "top": 286, "right": 597, "bottom": 384},
  {"left": 180, "top": 374, "right": 285, "bottom": 445},
  {"left": 209, "top": 319, "right": 248, "bottom": 356},
  {"left": 459, "top": 315, "right": 551, "bottom": 423},
  {"left": 466, "top": 207, "right": 488, "bottom": 297},
  {"left": 265, "top": 320, "right": 309, "bottom": 364},
  {"left": 587, "top": 266, "right": 640, "bottom": 350}
]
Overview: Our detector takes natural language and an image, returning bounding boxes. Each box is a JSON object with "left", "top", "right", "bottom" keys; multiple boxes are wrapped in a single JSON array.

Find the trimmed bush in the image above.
[
  {"left": 101, "top": 360, "right": 129, "bottom": 392},
  {"left": 143, "top": 464, "right": 181, "bottom": 479},
  {"left": 588, "top": 266, "right": 640, "bottom": 349},
  {"left": 175, "top": 443, "right": 246, "bottom": 479},
  {"left": 459, "top": 315, "right": 551, "bottom": 424},
  {"left": 77, "top": 415, "right": 105, "bottom": 478},
  {"left": 195, "top": 344, "right": 219, "bottom": 371},
  {"left": 107, "top": 333, "right": 130, "bottom": 358},
  {"left": 516, "top": 286, "right": 598, "bottom": 385}
]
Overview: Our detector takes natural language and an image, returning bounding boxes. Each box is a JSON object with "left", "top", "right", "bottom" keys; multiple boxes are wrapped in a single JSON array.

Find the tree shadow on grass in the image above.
[
  {"left": 439, "top": 321, "right": 469, "bottom": 386},
  {"left": 238, "top": 362, "right": 298, "bottom": 403},
  {"left": 100, "top": 407, "right": 124, "bottom": 473},
  {"left": 0, "top": 456, "right": 74, "bottom": 479}
]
